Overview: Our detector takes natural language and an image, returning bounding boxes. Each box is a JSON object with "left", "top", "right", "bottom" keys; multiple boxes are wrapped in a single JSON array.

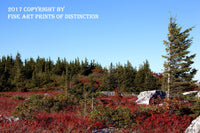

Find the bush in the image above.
[
  {"left": 12, "top": 94, "right": 70, "bottom": 120},
  {"left": 27, "top": 87, "right": 40, "bottom": 92},
  {"left": 12, "top": 94, "right": 44, "bottom": 120},
  {"left": 175, "top": 106, "right": 194, "bottom": 116},
  {"left": 52, "top": 94, "right": 68, "bottom": 111},
  {"left": 158, "top": 97, "right": 183, "bottom": 114},
  {"left": 136, "top": 105, "right": 160, "bottom": 115},
  {"left": 90, "top": 104, "right": 133, "bottom": 128},
  {"left": 10, "top": 95, "right": 26, "bottom": 100}
]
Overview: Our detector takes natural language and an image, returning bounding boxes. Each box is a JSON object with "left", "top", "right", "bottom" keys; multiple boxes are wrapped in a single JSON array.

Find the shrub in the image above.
[
  {"left": 10, "top": 95, "right": 25, "bottom": 100},
  {"left": 27, "top": 87, "right": 40, "bottom": 92},
  {"left": 12, "top": 94, "right": 70, "bottom": 120},
  {"left": 136, "top": 105, "right": 160, "bottom": 114},
  {"left": 12, "top": 94, "right": 44, "bottom": 120},
  {"left": 90, "top": 104, "right": 133, "bottom": 128},
  {"left": 157, "top": 97, "right": 183, "bottom": 114},
  {"left": 175, "top": 106, "right": 194, "bottom": 116},
  {"left": 51, "top": 94, "right": 68, "bottom": 112}
]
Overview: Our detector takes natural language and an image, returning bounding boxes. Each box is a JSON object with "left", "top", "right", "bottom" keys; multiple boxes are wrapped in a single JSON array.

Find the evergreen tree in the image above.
[
  {"left": 0, "top": 57, "right": 8, "bottom": 91},
  {"left": 23, "top": 58, "right": 35, "bottom": 79},
  {"left": 44, "top": 58, "right": 53, "bottom": 83},
  {"left": 65, "top": 59, "right": 81, "bottom": 89},
  {"left": 35, "top": 57, "right": 45, "bottom": 73},
  {"left": 31, "top": 71, "right": 40, "bottom": 87},
  {"left": 123, "top": 61, "right": 137, "bottom": 92},
  {"left": 12, "top": 53, "right": 25, "bottom": 91},
  {"left": 53, "top": 57, "right": 65, "bottom": 75},
  {"left": 99, "top": 63, "right": 117, "bottom": 91},
  {"left": 108, "top": 62, "right": 117, "bottom": 90},
  {"left": 114, "top": 61, "right": 136, "bottom": 92},
  {"left": 81, "top": 58, "right": 94, "bottom": 76},
  {"left": 0, "top": 55, "right": 15, "bottom": 91},
  {"left": 45, "top": 58, "right": 53, "bottom": 73},
  {"left": 162, "top": 16, "right": 197, "bottom": 98},
  {"left": 134, "top": 60, "right": 157, "bottom": 93},
  {"left": 134, "top": 64, "right": 144, "bottom": 92},
  {"left": 115, "top": 63, "right": 125, "bottom": 91}
]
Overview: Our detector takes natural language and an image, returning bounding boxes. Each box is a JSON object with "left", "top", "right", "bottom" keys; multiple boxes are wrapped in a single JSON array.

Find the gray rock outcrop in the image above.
[
  {"left": 185, "top": 116, "right": 200, "bottom": 133},
  {"left": 136, "top": 90, "right": 166, "bottom": 105},
  {"left": 183, "top": 91, "right": 198, "bottom": 96},
  {"left": 196, "top": 91, "right": 200, "bottom": 98},
  {"left": 92, "top": 127, "right": 118, "bottom": 133},
  {"left": 0, "top": 115, "right": 19, "bottom": 122}
]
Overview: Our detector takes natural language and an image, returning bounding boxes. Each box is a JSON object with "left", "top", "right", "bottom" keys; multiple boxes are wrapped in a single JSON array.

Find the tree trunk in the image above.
[{"left": 167, "top": 40, "right": 172, "bottom": 99}]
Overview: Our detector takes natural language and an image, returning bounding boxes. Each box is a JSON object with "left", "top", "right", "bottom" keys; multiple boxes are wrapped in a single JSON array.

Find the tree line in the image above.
[{"left": 0, "top": 53, "right": 161, "bottom": 93}]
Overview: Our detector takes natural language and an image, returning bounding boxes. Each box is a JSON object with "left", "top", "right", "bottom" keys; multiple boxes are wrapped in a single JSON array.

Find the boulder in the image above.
[
  {"left": 196, "top": 91, "right": 200, "bottom": 98},
  {"left": 136, "top": 90, "right": 166, "bottom": 105},
  {"left": 101, "top": 91, "right": 116, "bottom": 96},
  {"left": 4, "top": 116, "right": 19, "bottom": 122},
  {"left": 183, "top": 91, "right": 198, "bottom": 95},
  {"left": 92, "top": 127, "right": 118, "bottom": 133},
  {"left": 185, "top": 116, "right": 200, "bottom": 133},
  {"left": 0, "top": 115, "right": 19, "bottom": 122}
]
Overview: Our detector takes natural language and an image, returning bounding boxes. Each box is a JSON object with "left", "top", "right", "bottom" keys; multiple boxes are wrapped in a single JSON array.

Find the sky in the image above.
[{"left": 0, "top": 0, "right": 200, "bottom": 81}]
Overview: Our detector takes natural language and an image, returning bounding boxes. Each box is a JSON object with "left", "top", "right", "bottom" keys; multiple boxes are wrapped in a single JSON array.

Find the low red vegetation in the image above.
[
  {"left": 136, "top": 113, "right": 195, "bottom": 133},
  {"left": 0, "top": 97, "right": 22, "bottom": 115},
  {"left": 0, "top": 111, "right": 95, "bottom": 132},
  {"left": 77, "top": 78, "right": 101, "bottom": 87},
  {"left": 0, "top": 92, "right": 196, "bottom": 133}
]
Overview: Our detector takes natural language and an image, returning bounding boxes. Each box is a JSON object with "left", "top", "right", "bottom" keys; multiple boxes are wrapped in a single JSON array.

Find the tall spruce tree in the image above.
[
  {"left": 13, "top": 53, "right": 25, "bottom": 91},
  {"left": 162, "top": 16, "right": 197, "bottom": 99},
  {"left": 134, "top": 60, "right": 157, "bottom": 93},
  {"left": 123, "top": 61, "right": 136, "bottom": 92}
]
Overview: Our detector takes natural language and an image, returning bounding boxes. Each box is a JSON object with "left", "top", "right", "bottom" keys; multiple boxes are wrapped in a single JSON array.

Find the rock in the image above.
[
  {"left": 4, "top": 116, "right": 19, "bottom": 122},
  {"left": 183, "top": 91, "right": 198, "bottom": 95},
  {"left": 92, "top": 127, "right": 118, "bottom": 133},
  {"left": 196, "top": 92, "right": 200, "bottom": 98},
  {"left": 0, "top": 115, "right": 19, "bottom": 122},
  {"left": 101, "top": 91, "right": 123, "bottom": 98},
  {"left": 136, "top": 90, "right": 166, "bottom": 105},
  {"left": 44, "top": 93, "right": 50, "bottom": 96},
  {"left": 196, "top": 82, "right": 200, "bottom": 88},
  {"left": 185, "top": 116, "right": 200, "bottom": 133},
  {"left": 101, "top": 91, "right": 116, "bottom": 96}
]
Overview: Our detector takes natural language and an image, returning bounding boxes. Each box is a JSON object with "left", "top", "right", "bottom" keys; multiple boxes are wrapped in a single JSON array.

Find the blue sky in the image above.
[{"left": 0, "top": 0, "right": 200, "bottom": 80}]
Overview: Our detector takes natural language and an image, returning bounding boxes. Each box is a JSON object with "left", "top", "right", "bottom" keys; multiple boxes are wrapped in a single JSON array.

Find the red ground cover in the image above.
[{"left": 0, "top": 92, "right": 196, "bottom": 133}]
